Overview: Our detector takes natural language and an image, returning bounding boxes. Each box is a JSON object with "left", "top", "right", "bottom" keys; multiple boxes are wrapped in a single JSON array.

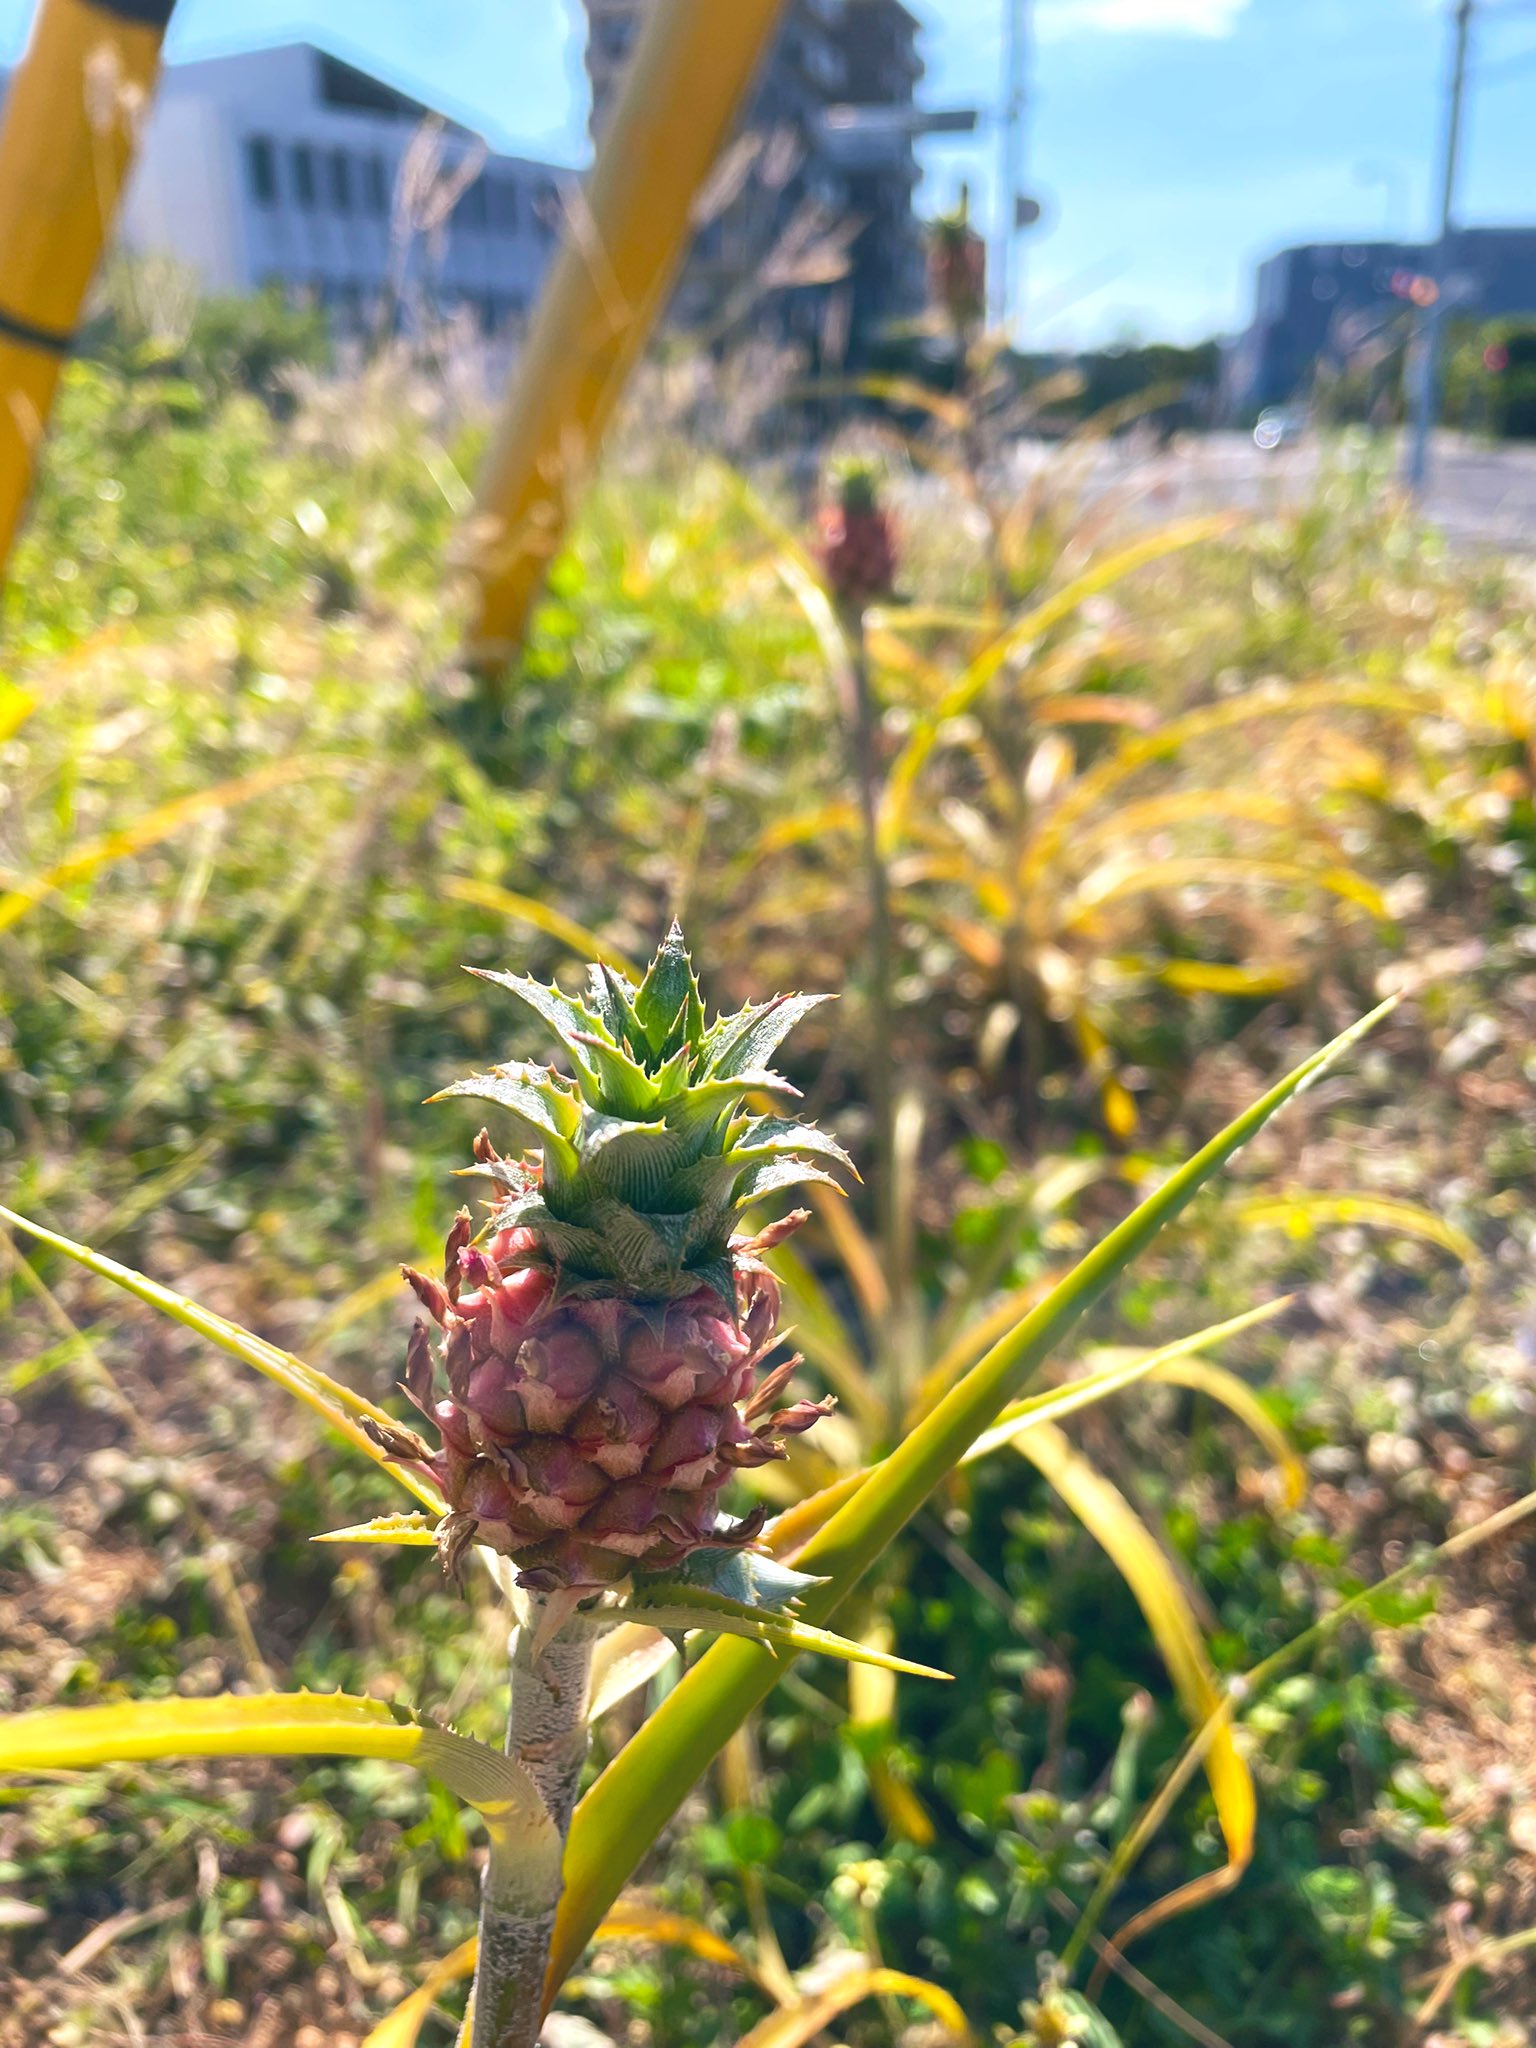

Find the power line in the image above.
[
  {"left": 1405, "top": 0, "right": 1474, "bottom": 494},
  {"left": 995, "top": 0, "right": 1028, "bottom": 333}
]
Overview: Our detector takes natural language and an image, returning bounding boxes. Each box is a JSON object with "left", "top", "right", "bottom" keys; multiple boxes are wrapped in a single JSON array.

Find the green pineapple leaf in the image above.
[
  {"left": 466, "top": 968, "right": 606, "bottom": 1064},
  {"left": 703, "top": 992, "right": 833, "bottom": 1079},
  {"left": 634, "top": 921, "right": 705, "bottom": 1059},
  {"left": 587, "top": 962, "right": 646, "bottom": 1051},
  {"left": 571, "top": 1033, "right": 665, "bottom": 1118},
  {"left": 646, "top": 1546, "right": 828, "bottom": 1615},
  {"left": 429, "top": 1063, "right": 581, "bottom": 1176},
  {"left": 663, "top": 1071, "right": 802, "bottom": 1143},
  {"left": 733, "top": 1156, "right": 847, "bottom": 1208},
  {"left": 574, "top": 1115, "right": 698, "bottom": 1208},
  {"left": 597, "top": 1589, "right": 951, "bottom": 1680},
  {"left": 729, "top": 1114, "right": 857, "bottom": 1180}
]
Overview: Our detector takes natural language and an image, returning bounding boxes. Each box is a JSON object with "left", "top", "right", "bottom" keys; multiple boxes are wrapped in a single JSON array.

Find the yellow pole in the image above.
[
  {"left": 464, "top": 0, "right": 787, "bottom": 669},
  {"left": 0, "top": 0, "right": 175, "bottom": 576}
]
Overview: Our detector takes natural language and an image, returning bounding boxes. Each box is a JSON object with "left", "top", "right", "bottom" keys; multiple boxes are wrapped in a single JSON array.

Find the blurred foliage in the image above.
[
  {"left": 2, "top": 316, "right": 1536, "bottom": 2047},
  {"left": 1445, "top": 319, "right": 1536, "bottom": 441}
]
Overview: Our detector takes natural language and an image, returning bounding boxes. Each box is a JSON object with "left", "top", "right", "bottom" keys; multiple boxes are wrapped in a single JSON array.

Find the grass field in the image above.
[{"left": 3, "top": 338, "right": 1536, "bottom": 2047}]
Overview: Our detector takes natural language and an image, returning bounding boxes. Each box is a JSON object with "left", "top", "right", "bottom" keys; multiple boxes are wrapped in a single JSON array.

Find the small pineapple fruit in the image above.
[
  {"left": 817, "top": 461, "right": 897, "bottom": 611},
  {"left": 927, "top": 192, "right": 986, "bottom": 335},
  {"left": 389, "top": 925, "right": 848, "bottom": 1592}
]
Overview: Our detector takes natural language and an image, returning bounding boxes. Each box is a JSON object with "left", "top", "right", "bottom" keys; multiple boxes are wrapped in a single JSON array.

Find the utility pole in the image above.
[
  {"left": 1405, "top": 0, "right": 1473, "bottom": 494},
  {"left": 995, "top": 0, "right": 1028, "bottom": 334}
]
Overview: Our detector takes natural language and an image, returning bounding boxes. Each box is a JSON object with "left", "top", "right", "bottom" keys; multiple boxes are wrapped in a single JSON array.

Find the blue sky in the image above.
[{"left": 3, "top": 0, "right": 1534, "bottom": 343}]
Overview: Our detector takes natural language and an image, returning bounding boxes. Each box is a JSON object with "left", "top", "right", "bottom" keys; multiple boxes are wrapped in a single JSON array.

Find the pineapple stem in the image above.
[
  {"left": 471, "top": 1604, "right": 594, "bottom": 2048},
  {"left": 839, "top": 598, "right": 905, "bottom": 1411}
]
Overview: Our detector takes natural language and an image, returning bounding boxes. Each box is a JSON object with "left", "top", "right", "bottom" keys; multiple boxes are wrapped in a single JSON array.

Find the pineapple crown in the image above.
[
  {"left": 828, "top": 456, "right": 882, "bottom": 520},
  {"left": 431, "top": 923, "right": 851, "bottom": 1308},
  {"left": 929, "top": 185, "right": 977, "bottom": 253}
]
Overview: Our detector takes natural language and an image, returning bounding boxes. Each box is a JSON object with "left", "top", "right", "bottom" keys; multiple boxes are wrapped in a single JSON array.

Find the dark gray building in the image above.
[
  {"left": 1224, "top": 226, "right": 1536, "bottom": 417},
  {"left": 580, "top": 0, "right": 928, "bottom": 363}
]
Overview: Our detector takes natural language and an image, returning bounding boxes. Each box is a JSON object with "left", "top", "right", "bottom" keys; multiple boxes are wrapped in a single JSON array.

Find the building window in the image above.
[
  {"left": 364, "top": 154, "right": 390, "bottom": 217},
  {"left": 328, "top": 149, "right": 353, "bottom": 213},
  {"left": 291, "top": 144, "right": 317, "bottom": 210},
  {"left": 489, "top": 177, "right": 518, "bottom": 233},
  {"left": 245, "top": 135, "right": 277, "bottom": 206}
]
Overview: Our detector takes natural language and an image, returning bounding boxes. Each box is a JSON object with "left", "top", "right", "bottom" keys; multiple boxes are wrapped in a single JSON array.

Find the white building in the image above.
[{"left": 117, "top": 43, "right": 572, "bottom": 337}]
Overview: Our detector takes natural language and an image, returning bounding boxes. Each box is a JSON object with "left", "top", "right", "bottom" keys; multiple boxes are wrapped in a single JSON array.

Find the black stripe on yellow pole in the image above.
[
  {"left": 463, "top": 0, "right": 788, "bottom": 671},
  {"left": 0, "top": 0, "right": 176, "bottom": 576}
]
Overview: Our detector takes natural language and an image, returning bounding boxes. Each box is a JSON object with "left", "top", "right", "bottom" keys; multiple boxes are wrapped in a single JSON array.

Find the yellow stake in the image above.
[
  {"left": 0, "top": 0, "right": 175, "bottom": 576},
  {"left": 463, "top": 0, "right": 787, "bottom": 670}
]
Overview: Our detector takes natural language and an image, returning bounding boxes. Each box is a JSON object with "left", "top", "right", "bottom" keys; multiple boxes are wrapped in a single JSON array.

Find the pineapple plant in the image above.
[
  {"left": 817, "top": 460, "right": 898, "bottom": 613},
  {"left": 375, "top": 923, "right": 848, "bottom": 1596},
  {"left": 927, "top": 192, "right": 987, "bottom": 337},
  {"left": 0, "top": 914, "right": 1406, "bottom": 2048}
]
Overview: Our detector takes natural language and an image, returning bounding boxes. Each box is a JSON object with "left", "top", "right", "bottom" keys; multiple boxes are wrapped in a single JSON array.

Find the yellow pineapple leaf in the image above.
[
  {"left": 1070, "top": 1482, "right": 1536, "bottom": 1986},
  {"left": 761, "top": 1470, "right": 871, "bottom": 1561},
  {"left": 866, "top": 1756, "right": 938, "bottom": 1847},
  {"left": 595, "top": 1901, "right": 755, "bottom": 1974},
  {"left": 734, "top": 1966, "right": 971, "bottom": 2048},
  {"left": 913, "top": 1275, "right": 1062, "bottom": 1420},
  {"left": 0, "top": 1693, "right": 561, "bottom": 1911},
  {"left": 1059, "top": 785, "right": 1321, "bottom": 867},
  {"left": 766, "top": 1241, "right": 885, "bottom": 1429},
  {"left": 881, "top": 514, "right": 1237, "bottom": 847},
  {"left": 1154, "top": 959, "right": 1302, "bottom": 997},
  {"left": 1021, "top": 677, "right": 1434, "bottom": 888},
  {"left": 363, "top": 1938, "right": 478, "bottom": 2048},
  {"left": 440, "top": 877, "right": 639, "bottom": 974},
  {"left": 961, "top": 1298, "right": 1291, "bottom": 1467},
  {"left": 848, "top": 1616, "right": 937, "bottom": 1846},
  {"left": 1062, "top": 855, "right": 1387, "bottom": 929},
  {"left": 0, "top": 757, "right": 352, "bottom": 935},
  {"left": 1015, "top": 1424, "right": 1255, "bottom": 1920},
  {"left": 807, "top": 1183, "right": 889, "bottom": 1328},
  {"left": 313, "top": 1513, "right": 442, "bottom": 1547},
  {"left": 588, "top": 1623, "right": 678, "bottom": 1722},
  {"left": 0, "top": 680, "right": 33, "bottom": 743},
  {"left": 1150, "top": 1355, "right": 1306, "bottom": 1509},
  {"left": 1235, "top": 1192, "right": 1485, "bottom": 1282},
  {"left": 1071, "top": 1008, "right": 1138, "bottom": 1139},
  {"left": 1028, "top": 692, "right": 1159, "bottom": 730},
  {"left": 741, "top": 800, "right": 860, "bottom": 861},
  {"left": 0, "top": 1205, "right": 445, "bottom": 1515},
  {"left": 365, "top": 1906, "right": 758, "bottom": 2048}
]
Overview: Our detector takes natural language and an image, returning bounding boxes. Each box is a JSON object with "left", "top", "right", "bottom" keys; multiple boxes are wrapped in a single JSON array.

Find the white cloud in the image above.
[{"left": 1036, "top": 0, "right": 1250, "bottom": 37}]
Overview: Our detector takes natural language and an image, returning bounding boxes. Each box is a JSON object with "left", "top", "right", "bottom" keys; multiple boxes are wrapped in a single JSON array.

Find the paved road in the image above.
[{"left": 998, "top": 431, "right": 1536, "bottom": 553}]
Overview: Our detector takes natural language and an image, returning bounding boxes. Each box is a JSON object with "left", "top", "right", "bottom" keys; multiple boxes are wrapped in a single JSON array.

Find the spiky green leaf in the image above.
[
  {"left": 430, "top": 1064, "right": 581, "bottom": 1176},
  {"left": 572, "top": 1033, "right": 664, "bottom": 1118},
  {"left": 466, "top": 969, "right": 605, "bottom": 1070},
  {"left": 634, "top": 922, "right": 704, "bottom": 1058},
  {"left": 650, "top": 1547, "right": 827, "bottom": 1615},
  {"left": 703, "top": 992, "right": 832, "bottom": 1079},
  {"left": 602, "top": 1594, "right": 951, "bottom": 1680},
  {"left": 730, "top": 1115, "right": 856, "bottom": 1180},
  {"left": 733, "top": 1157, "right": 847, "bottom": 1209}
]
